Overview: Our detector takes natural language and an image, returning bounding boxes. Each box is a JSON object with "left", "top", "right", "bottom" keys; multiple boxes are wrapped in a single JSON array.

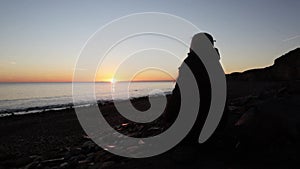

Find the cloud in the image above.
[
  {"left": 10, "top": 61, "right": 16, "bottom": 65},
  {"left": 283, "top": 35, "right": 300, "bottom": 42}
]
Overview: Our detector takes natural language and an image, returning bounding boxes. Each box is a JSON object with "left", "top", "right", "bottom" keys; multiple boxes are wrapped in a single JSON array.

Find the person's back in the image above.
[{"left": 164, "top": 33, "right": 218, "bottom": 145}]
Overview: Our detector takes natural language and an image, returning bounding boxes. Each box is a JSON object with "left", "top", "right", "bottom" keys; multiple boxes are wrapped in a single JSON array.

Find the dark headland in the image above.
[
  {"left": 0, "top": 48, "right": 299, "bottom": 169},
  {"left": 227, "top": 48, "right": 300, "bottom": 81}
]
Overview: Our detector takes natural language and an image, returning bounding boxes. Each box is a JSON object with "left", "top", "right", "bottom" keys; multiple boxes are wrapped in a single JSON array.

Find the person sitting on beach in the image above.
[{"left": 164, "top": 33, "right": 220, "bottom": 145}]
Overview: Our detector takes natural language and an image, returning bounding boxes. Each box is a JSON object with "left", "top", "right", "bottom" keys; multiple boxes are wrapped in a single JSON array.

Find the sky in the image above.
[{"left": 0, "top": 0, "right": 299, "bottom": 82}]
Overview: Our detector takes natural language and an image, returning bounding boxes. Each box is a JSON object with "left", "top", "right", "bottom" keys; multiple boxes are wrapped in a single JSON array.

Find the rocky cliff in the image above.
[{"left": 227, "top": 48, "right": 300, "bottom": 81}]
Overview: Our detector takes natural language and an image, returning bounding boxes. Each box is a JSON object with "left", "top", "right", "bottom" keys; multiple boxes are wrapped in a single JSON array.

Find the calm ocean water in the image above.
[{"left": 0, "top": 82, "right": 175, "bottom": 116}]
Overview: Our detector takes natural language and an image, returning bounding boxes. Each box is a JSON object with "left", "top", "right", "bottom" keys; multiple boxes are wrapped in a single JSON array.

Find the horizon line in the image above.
[{"left": 0, "top": 80, "right": 176, "bottom": 83}]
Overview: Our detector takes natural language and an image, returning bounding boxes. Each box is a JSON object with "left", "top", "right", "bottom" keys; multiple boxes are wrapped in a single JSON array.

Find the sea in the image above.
[{"left": 0, "top": 82, "right": 175, "bottom": 117}]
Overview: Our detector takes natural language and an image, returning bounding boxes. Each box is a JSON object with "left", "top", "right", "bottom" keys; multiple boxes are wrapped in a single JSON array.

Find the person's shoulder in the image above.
[{"left": 184, "top": 52, "right": 199, "bottom": 63}]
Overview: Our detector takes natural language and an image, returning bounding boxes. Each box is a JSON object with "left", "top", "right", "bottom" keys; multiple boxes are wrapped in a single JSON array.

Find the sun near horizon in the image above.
[
  {"left": 110, "top": 78, "right": 116, "bottom": 83},
  {"left": 96, "top": 68, "right": 176, "bottom": 83}
]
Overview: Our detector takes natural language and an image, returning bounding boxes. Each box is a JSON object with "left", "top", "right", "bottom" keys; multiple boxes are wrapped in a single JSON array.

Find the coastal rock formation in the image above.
[{"left": 227, "top": 48, "right": 300, "bottom": 81}]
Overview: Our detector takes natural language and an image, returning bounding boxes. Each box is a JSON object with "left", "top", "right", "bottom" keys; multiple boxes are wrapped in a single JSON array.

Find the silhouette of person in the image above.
[{"left": 164, "top": 33, "right": 219, "bottom": 146}]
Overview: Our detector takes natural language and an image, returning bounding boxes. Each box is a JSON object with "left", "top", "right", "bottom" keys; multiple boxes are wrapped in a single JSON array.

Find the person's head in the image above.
[
  {"left": 191, "top": 33, "right": 215, "bottom": 46},
  {"left": 190, "top": 33, "right": 219, "bottom": 57},
  {"left": 203, "top": 33, "right": 215, "bottom": 45}
]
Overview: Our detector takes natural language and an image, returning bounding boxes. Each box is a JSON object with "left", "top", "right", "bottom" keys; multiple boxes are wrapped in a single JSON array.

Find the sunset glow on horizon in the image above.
[{"left": 96, "top": 68, "right": 176, "bottom": 83}]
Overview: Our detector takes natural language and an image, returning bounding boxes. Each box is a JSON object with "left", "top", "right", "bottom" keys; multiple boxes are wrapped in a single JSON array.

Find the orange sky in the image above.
[
  {"left": 0, "top": 61, "right": 266, "bottom": 83},
  {"left": 0, "top": 66, "right": 176, "bottom": 83},
  {"left": 96, "top": 69, "right": 176, "bottom": 82}
]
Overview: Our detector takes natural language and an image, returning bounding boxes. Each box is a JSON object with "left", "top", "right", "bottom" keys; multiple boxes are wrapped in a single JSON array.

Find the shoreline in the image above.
[{"left": 0, "top": 92, "right": 172, "bottom": 118}]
